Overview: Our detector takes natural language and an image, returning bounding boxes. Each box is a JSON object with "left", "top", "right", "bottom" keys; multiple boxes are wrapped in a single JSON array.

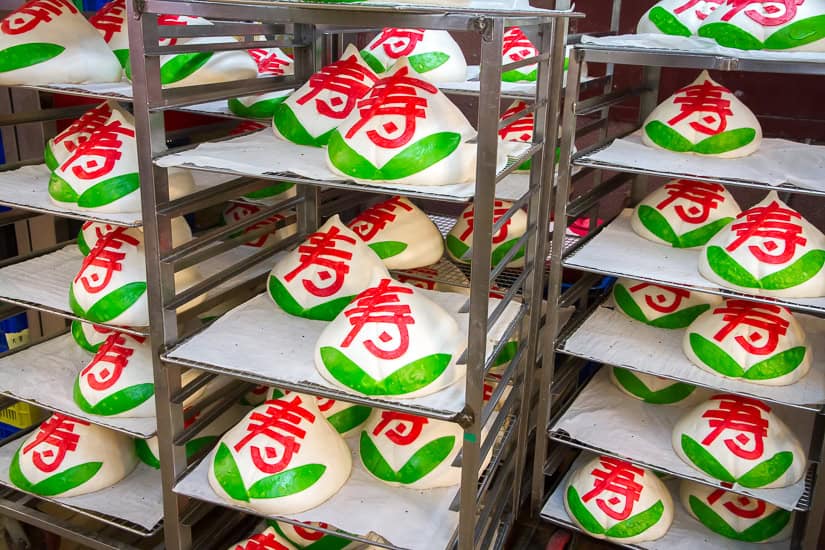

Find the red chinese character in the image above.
[
  {"left": 711, "top": 300, "right": 789, "bottom": 355},
  {"left": 719, "top": 0, "right": 803, "bottom": 26},
  {"left": 581, "top": 456, "right": 646, "bottom": 521},
  {"left": 701, "top": 394, "right": 771, "bottom": 460},
  {"left": 89, "top": 0, "right": 125, "bottom": 43},
  {"left": 667, "top": 79, "right": 733, "bottom": 136},
  {"left": 233, "top": 396, "right": 315, "bottom": 474},
  {"left": 628, "top": 282, "right": 692, "bottom": 314},
  {"left": 372, "top": 411, "right": 428, "bottom": 445},
  {"left": 725, "top": 201, "right": 806, "bottom": 264},
  {"left": 673, "top": 0, "right": 724, "bottom": 20},
  {"left": 283, "top": 226, "right": 356, "bottom": 298},
  {"left": 502, "top": 27, "right": 537, "bottom": 63},
  {"left": 293, "top": 523, "right": 328, "bottom": 541},
  {"left": 23, "top": 415, "right": 90, "bottom": 473},
  {"left": 396, "top": 266, "right": 438, "bottom": 290},
  {"left": 236, "top": 532, "right": 289, "bottom": 550},
  {"left": 345, "top": 66, "right": 438, "bottom": 149},
  {"left": 74, "top": 227, "right": 141, "bottom": 294},
  {"left": 498, "top": 101, "right": 533, "bottom": 142},
  {"left": 655, "top": 180, "right": 727, "bottom": 223},
  {"left": 157, "top": 14, "right": 197, "bottom": 47},
  {"left": 225, "top": 204, "right": 284, "bottom": 248},
  {"left": 460, "top": 200, "right": 512, "bottom": 244},
  {"left": 369, "top": 28, "right": 426, "bottom": 58},
  {"left": 341, "top": 279, "right": 416, "bottom": 360},
  {"left": 296, "top": 55, "right": 377, "bottom": 120},
  {"left": 1, "top": 0, "right": 76, "bottom": 35},
  {"left": 707, "top": 488, "right": 767, "bottom": 518},
  {"left": 55, "top": 103, "right": 112, "bottom": 153},
  {"left": 349, "top": 197, "right": 413, "bottom": 241},
  {"left": 80, "top": 333, "right": 145, "bottom": 391},
  {"left": 316, "top": 397, "right": 336, "bottom": 412},
  {"left": 60, "top": 119, "right": 135, "bottom": 181},
  {"left": 247, "top": 48, "right": 292, "bottom": 76}
]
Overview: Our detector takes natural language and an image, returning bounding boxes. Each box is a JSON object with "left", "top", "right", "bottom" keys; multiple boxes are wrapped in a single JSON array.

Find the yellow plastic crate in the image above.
[{"left": 0, "top": 401, "right": 46, "bottom": 429}]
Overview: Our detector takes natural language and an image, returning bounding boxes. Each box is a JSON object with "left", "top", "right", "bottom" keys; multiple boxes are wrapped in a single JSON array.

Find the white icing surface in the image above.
[{"left": 361, "top": 28, "right": 467, "bottom": 82}]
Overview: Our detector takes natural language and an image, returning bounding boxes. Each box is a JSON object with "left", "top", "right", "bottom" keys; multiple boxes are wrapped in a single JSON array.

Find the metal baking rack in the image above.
[
  {"left": 530, "top": 23, "right": 825, "bottom": 550},
  {"left": 122, "top": 0, "right": 575, "bottom": 548}
]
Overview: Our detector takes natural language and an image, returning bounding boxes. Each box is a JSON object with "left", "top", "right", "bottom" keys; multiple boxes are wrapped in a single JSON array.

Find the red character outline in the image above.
[
  {"left": 706, "top": 488, "right": 767, "bottom": 518},
  {"left": 1, "top": 0, "right": 76, "bottom": 35},
  {"left": 725, "top": 200, "right": 806, "bottom": 264},
  {"left": 700, "top": 394, "right": 771, "bottom": 460},
  {"left": 581, "top": 456, "right": 646, "bottom": 521},
  {"left": 711, "top": 300, "right": 790, "bottom": 355},
  {"left": 628, "top": 282, "right": 692, "bottom": 314},
  {"left": 23, "top": 415, "right": 90, "bottom": 473},
  {"left": 667, "top": 79, "right": 733, "bottom": 136},
  {"left": 74, "top": 227, "right": 141, "bottom": 295},
  {"left": 372, "top": 411, "right": 428, "bottom": 445},
  {"left": 295, "top": 55, "right": 378, "bottom": 120},
  {"left": 349, "top": 197, "right": 413, "bottom": 241},
  {"left": 655, "top": 180, "right": 727, "bottom": 223},
  {"left": 283, "top": 226, "right": 356, "bottom": 298},
  {"left": 369, "top": 28, "right": 426, "bottom": 58},
  {"left": 80, "top": 333, "right": 146, "bottom": 391},
  {"left": 340, "top": 279, "right": 416, "bottom": 360}
]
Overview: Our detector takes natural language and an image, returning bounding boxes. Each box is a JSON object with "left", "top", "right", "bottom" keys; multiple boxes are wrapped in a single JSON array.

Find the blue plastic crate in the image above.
[
  {"left": 0, "top": 312, "right": 28, "bottom": 353},
  {"left": 0, "top": 422, "right": 19, "bottom": 440}
]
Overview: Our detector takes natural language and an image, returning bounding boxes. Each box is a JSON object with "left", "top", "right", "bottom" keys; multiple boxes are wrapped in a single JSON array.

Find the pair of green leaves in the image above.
[
  {"left": 645, "top": 121, "right": 757, "bottom": 156},
  {"left": 688, "top": 333, "right": 807, "bottom": 381},
  {"left": 49, "top": 172, "right": 140, "bottom": 209},
  {"left": 273, "top": 104, "right": 335, "bottom": 147},
  {"left": 636, "top": 205, "right": 733, "bottom": 249},
  {"left": 268, "top": 521, "right": 353, "bottom": 550},
  {"left": 699, "top": 17, "right": 825, "bottom": 51},
  {"left": 566, "top": 485, "right": 666, "bottom": 538},
  {"left": 360, "top": 49, "right": 450, "bottom": 75},
  {"left": 612, "top": 367, "right": 696, "bottom": 404},
  {"left": 445, "top": 234, "right": 526, "bottom": 267},
  {"left": 681, "top": 434, "right": 794, "bottom": 487},
  {"left": 327, "top": 130, "right": 462, "bottom": 182},
  {"left": 213, "top": 443, "right": 326, "bottom": 502},
  {"left": 135, "top": 436, "right": 216, "bottom": 469},
  {"left": 319, "top": 347, "right": 451, "bottom": 396},
  {"left": 268, "top": 276, "right": 355, "bottom": 321},
  {"left": 360, "top": 432, "right": 455, "bottom": 484},
  {"left": 326, "top": 404, "right": 371, "bottom": 435},
  {"left": 688, "top": 494, "right": 790, "bottom": 542},
  {"left": 70, "top": 320, "right": 103, "bottom": 352},
  {"left": 646, "top": 7, "right": 693, "bottom": 37},
  {"left": 613, "top": 282, "right": 711, "bottom": 329},
  {"left": 228, "top": 96, "right": 288, "bottom": 119},
  {"left": 705, "top": 246, "right": 825, "bottom": 291},
  {"left": 69, "top": 282, "right": 147, "bottom": 324},
  {"left": 124, "top": 52, "right": 214, "bottom": 85},
  {"left": 73, "top": 378, "right": 154, "bottom": 417},
  {"left": 9, "top": 449, "right": 102, "bottom": 496}
]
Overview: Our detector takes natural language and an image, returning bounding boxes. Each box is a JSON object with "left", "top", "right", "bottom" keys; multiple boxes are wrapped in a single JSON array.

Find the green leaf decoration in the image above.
[
  {"left": 637, "top": 205, "right": 681, "bottom": 246},
  {"left": 681, "top": 434, "right": 736, "bottom": 482},
  {"left": 688, "top": 494, "right": 791, "bottom": 542},
  {"left": 492, "top": 237, "right": 525, "bottom": 267},
  {"left": 76, "top": 230, "right": 91, "bottom": 257},
  {"left": 228, "top": 96, "right": 287, "bottom": 119},
  {"left": 328, "top": 130, "right": 462, "bottom": 182},
  {"left": 267, "top": 276, "right": 355, "bottom": 321},
  {"left": 270, "top": 521, "right": 353, "bottom": 550},
  {"left": 160, "top": 52, "right": 214, "bottom": 85},
  {"left": 135, "top": 439, "right": 161, "bottom": 469},
  {"left": 693, "top": 128, "right": 757, "bottom": 155},
  {"left": 113, "top": 49, "right": 130, "bottom": 70},
  {"left": 676, "top": 218, "right": 735, "bottom": 248},
  {"left": 502, "top": 68, "right": 537, "bottom": 82},
  {"left": 9, "top": 449, "right": 102, "bottom": 496},
  {"left": 648, "top": 6, "right": 692, "bottom": 36},
  {"left": 0, "top": 43, "right": 65, "bottom": 73},
  {"left": 73, "top": 377, "right": 155, "bottom": 416},
  {"left": 247, "top": 463, "right": 326, "bottom": 499},
  {"left": 604, "top": 500, "right": 665, "bottom": 538},
  {"left": 613, "top": 283, "right": 652, "bottom": 324},
  {"left": 213, "top": 443, "right": 249, "bottom": 501},
  {"left": 77, "top": 173, "right": 140, "bottom": 208},
  {"left": 688, "top": 333, "right": 746, "bottom": 378},
  {"left": 705, "top": 246, "right": 761, "bottom": 288},
  {"left": 759, "top": 250, "right": 825, "bottom": 290},
  {"left": 326, "top": 404, "right": 372, "bottom": 435},
  {"left": 44, "top": 143, "right": 58, "bottom": 171},
  {"left": 48, "top": 173, "right": 80, "bottom": 203},
  {"left": 764, "top": 15, "right": 825, "bottom": 50},
  {"left": 408, "top": 52, "right": 449, "bottom": 74},
  {"left": 320, "top": 347, "right": 451, "bottom": 396},
  {"left": 743, "top": 347, "right": 807, "bottom": 381},
  {"left": 649, "top": 305, "right": 713, "bottom": 329},
  {"left": 565, "top": 485, "right": 606, "bottom": 534},
  {"left": 612, "top": 367, "right": 696, "bottom": 404},
  {"left": 69, "top": 285, "right": 84, "bottom": 318},
  {"left": 368, "top": 241, "right": 407, "bottom": 259},
  {"left": 71, "top": 319, "right": 101, "bottom": 352},
  {"left": 445, "top": 234, "right": 470, "bottom": 262},
  {"left": 360, "top": 49, "right": 385, "bottom": 73},
  {"left": 82, "top": 282, "right": 147, "bottom": 323},
  {"left": 360, "top": 432, "right": 456, "bottom": 484},
  {"left": 737, "top": 452, "right": 794, "bottom": 488},
  {"left": 493, "top": 340, "right": 518, "bottom": 367},
  {"left": 644, "top": 120, "right": 693, "bottom": 152},
  {"left": 272, "top": 104, "right": 332, "bottom": 147},
  {"left": 244, "top": 182, "right": 294, "bottom": 199},
  {"left": 699, "top": 22, "right": 764, "bottom": 50},
  {"left": 186, "top": 436, "right": 218, "bottom": 459}
]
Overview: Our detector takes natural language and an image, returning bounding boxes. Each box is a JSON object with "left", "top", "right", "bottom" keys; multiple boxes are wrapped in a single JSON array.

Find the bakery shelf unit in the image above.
[
  {"left": 530, "top": 39, "right": 825, "bottom": 550},
  {"left": 123, "top": 1, "right": 575, "bottom": 549}
]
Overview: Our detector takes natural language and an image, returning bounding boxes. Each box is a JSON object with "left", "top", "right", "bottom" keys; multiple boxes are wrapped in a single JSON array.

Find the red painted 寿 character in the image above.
[
  {"left": 60, "top": 119, "right": 135, "bottom": 181},
  {"left": 369, "top": 28, "right": 426, "bottom": 58},
  {"left": 655, "top": 180, "right": 727, "bottom": 223},
  {"left": 673, "top": 0, "right": 725, "bottom": 21},
  {"left": 296, "top": 55, "right": 378, "bottom": 119},
  {"left": 719, "top": 0, "right": 803, "bottom": 26},
  {"left": 725, "top": 200, "right": 806, "bottom": 264},
  {"left": 701, "top": 394, "right": 771, "bottom": 460},
  {"left": 711, "top": 300, "right": 790, "bottom": 355},
  {"left": 371, "top": 411, "right": 428, "bottom": 445},
  {"left": 498, "top": 102, "right": 534, "bottom": 142},
  {"left": 502, "top": 27, "right": 537, "bottom": 63},
  {"left": 706, "top": 488, "right": 767, "bottom": 518},
  {"left": 628, "top": 282, "right": 692, "bottom": 314},
  {"left": 667, "top": 78, "right": 733, "bottom": 136},
  {"left": 80, "top": 333, "right": 146, "bottom": 391},
  {"left": 341, "top": 279, "right": 416, "bottom": 360},
  {"left": 23, "top": 414, "right": 90, "bottom": 473},
  {"left": 283, "top": 226, "right": 356, "bottom": 297},
  {"left": 247, "top": 48, "right": 292, "bottom": 76},
  {"left": 349, "top": 197, "right": 413, "bottom": 240},
  {"left": 1, "top": 0, "right": 76, "bottom": 35},
  {"left": 89, "top": 0, "right": 125, "bottom": 42},
  {"left": 581, "top": 456, "right": 646, "bottom": 521},
  {"left": 236, "top": 531, "right": 289, "bottom": 550},
  {"left": 75, "top": 227, "right": 141, "bottom": 294},
  {"left": 54, "top": 103, "right": 112, "bottom": 152},
  {"left": 461, "top": 200, "right": 512, "bottom": 244}
]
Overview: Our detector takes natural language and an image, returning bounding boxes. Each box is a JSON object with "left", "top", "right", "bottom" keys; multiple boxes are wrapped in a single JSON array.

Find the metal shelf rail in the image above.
[
  {"left": 531, "top": 35, "right": 825, "bottom": 550},
  {"left": 125, "top": 1, "right": 575, "bottom": 549}
]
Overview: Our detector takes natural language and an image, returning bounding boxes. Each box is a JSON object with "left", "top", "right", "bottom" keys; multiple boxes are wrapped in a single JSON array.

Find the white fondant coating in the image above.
[
  {"left": 446, "top": 200, "right": 528, "bottom": 268},
  {"left": 502, "top": 27, "right": 538, "bottom": 80},
  {"left": 247, "top": 45, "right": 294, "bottom": 76},
  {"left": 70, "top": 320, "right": 117, "bottom": 352},
  {"left": 361, "top": 28, "right": 467, "bottom": 82},
  {"left": 637, "top": 0, "right": 724, "bottom": 35},
  {"left": 612, "top": 277, "right": 723, "bottom": 325}
]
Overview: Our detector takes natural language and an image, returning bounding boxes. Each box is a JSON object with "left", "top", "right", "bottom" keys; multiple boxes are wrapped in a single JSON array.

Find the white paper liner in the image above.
[
  {"left": 0, "top": 334, "right": 156, "bottom": 438},
  {"left": 582, "top": 34, "right": 825, "bottom": 65},
  {"left": 0, "top": 434, "right": 162, "bottom": 532},
  {"left": 0, "top": 245, "right": 274, "bottom": 331},
  {"left": 165, "top": 289, "right": 521, "bottom": 418},
  {"left": 581, "top": 133, "right": 825, "bottom": 193},
  {"left": 565, "top": 210, "right": 825, "bottom": 313},
  {"left": 563, "top": 304, "right": 825, "bottom": 409},
  {"left": 27, "top": 81, "right": 134, "bottom": 100},
  {"left": 439, "top": 65, "right": 596, "bottom": 96},
  {"left": 155, "top": 129, "right": 532, "bottom": 201},
  {"left": 175, "top": 436, "right": 456, "bottom": 550},
  {"left": 551, "top": 369, "right": 812, "bottom": 511},
  {"left": 0, "top": 164, "right": 239, "bottom": 226},
  {"left": 541, "top": 451, "right": 790, "bottom": 550}
]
